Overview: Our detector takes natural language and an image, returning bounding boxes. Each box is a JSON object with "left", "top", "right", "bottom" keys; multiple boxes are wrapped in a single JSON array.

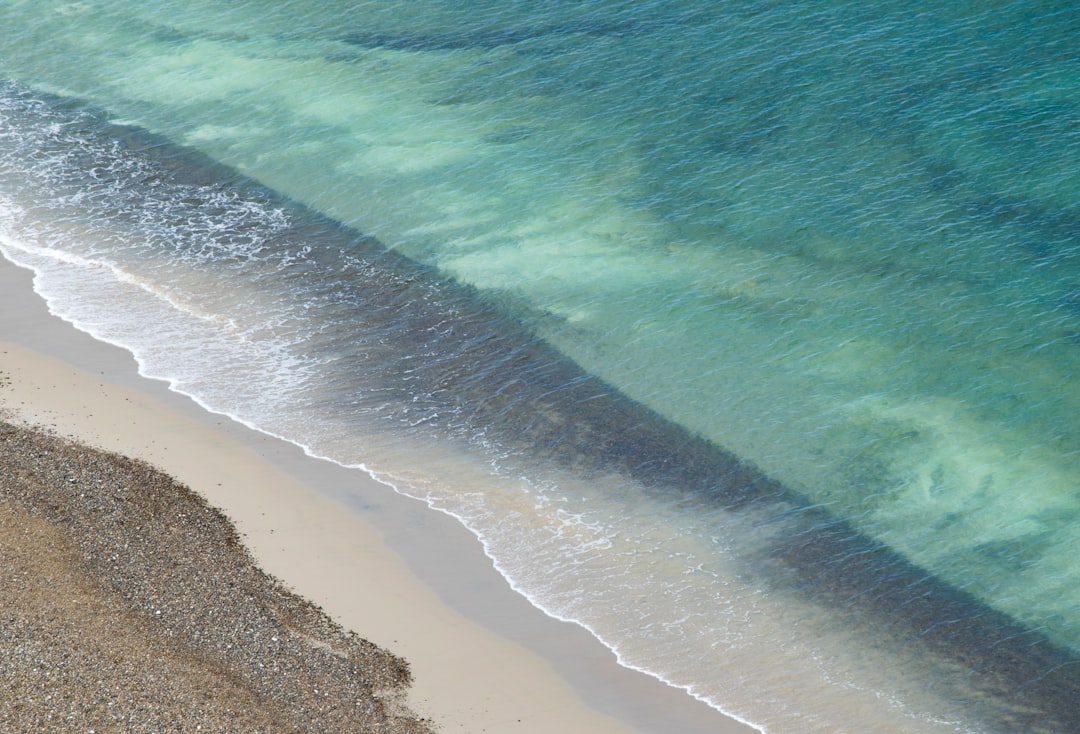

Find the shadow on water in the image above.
[{"left": 8, "top": 82, "right": 1080, "bottom": 732}]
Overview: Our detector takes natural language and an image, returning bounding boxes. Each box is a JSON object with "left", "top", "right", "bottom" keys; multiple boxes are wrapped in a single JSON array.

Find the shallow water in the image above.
[{"left": 2, "top": 1, "right": 1079, "bottom": 731}]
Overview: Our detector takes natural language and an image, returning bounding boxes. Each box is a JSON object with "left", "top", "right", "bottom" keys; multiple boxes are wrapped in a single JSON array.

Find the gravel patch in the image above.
[{"left": 0, "top": 420, "right": 437, "bottom": 734}]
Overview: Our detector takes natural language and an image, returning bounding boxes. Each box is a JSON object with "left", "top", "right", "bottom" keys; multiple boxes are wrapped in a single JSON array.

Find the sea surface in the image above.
[{"left": 2, "top": 1, "right": 1079, "bottom": 731}]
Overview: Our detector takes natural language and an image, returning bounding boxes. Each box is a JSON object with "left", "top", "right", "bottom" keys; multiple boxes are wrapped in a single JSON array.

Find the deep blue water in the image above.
[{"left": 2, "top": 1, "right": 1079, "bottom": 731}]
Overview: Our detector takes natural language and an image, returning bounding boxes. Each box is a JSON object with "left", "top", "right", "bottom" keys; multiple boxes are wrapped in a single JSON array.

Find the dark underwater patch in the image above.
[{"left": 337, "top": 10, "right": 724, "bottom": 53}]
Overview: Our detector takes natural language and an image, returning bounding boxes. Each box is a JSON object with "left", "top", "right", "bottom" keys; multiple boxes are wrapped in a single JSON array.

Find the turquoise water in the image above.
[{"left": 2, "top": 1, "right": 1079, "bottom": 731}]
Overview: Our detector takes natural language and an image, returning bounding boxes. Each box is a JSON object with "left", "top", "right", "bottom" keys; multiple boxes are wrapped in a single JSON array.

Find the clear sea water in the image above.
[{"left": 2, "top": 1, "right": 1079, "bottom": 731}]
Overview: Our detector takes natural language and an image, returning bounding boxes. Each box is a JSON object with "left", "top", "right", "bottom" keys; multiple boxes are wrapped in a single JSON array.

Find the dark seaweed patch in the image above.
[
  {"left": 342, "top": 19, "right": 667, "bottom": 52},
  {"left": 340, "top": 7, "right": 724, "bottom": 55}
]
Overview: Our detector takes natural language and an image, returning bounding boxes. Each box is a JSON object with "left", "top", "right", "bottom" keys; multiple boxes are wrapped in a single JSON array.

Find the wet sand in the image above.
[{"left": 0, "top": 256, "right": 759, "bottom": 733}]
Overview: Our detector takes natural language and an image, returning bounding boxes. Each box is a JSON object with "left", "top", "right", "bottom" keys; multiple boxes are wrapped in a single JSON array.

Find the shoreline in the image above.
[{"left": 0, "top": 255, "right": 758, "bottom": 733}]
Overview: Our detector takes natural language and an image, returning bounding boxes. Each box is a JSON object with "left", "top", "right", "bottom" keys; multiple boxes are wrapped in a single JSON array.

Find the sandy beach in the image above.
[{"left": 0, "top": 256, "right": 757, "bottom": 733}]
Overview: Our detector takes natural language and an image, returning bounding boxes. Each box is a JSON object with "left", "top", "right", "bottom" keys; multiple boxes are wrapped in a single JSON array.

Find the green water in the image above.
[{"left": 3, "top": 0, "right": 1080, "bottom": 682}]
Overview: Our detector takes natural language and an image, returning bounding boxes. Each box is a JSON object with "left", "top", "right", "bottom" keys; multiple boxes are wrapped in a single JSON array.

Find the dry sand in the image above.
[{"left": 0, "top": 255, "right": 759, "bottom": 733}]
